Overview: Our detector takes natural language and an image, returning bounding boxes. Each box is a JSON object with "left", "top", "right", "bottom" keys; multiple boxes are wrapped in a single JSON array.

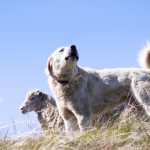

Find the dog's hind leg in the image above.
[{"left": 131, "top": 79, "right": 150, "bottom": 116}]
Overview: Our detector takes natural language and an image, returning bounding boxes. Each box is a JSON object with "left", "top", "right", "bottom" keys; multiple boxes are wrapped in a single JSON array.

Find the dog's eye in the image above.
[{"left": 59, "top": 48, "right": 64, "bottom": 52}]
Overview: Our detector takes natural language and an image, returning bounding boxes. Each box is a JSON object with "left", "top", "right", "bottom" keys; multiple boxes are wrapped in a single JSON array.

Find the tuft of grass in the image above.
[
  {"left": 0, "top": 138, "right": 10, "bottom": 150},
  {"left": 0, "top": 106, "right": 150, "bottom": 150}
]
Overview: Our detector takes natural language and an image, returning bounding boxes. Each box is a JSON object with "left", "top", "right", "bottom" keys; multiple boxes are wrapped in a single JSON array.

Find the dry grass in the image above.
[{"left": 0, "top": 105, "right": 150, "bottom": 150}]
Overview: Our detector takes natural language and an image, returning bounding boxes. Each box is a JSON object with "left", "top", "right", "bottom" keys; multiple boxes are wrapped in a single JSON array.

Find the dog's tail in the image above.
[{"left": 138, "top": 42, "right": 150, "bottom": 69}]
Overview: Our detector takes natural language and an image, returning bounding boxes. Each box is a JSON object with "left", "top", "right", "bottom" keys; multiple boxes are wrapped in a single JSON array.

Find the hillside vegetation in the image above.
[{"left": 0, "top": 106, "right": 150, "bottom": 150}]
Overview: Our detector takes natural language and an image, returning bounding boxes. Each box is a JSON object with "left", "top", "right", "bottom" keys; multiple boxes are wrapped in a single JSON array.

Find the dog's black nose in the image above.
[
  {"left": 70, "top": 45, "right": 77, "bottom": 53},
  {"left": 65, "top": 45, "right": 79, "bottom": 61}
]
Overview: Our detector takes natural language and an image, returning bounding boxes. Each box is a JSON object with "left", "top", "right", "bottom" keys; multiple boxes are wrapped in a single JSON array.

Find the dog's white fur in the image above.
[{"left": 45, "top": 43, "right": 150, "bottom": 133}]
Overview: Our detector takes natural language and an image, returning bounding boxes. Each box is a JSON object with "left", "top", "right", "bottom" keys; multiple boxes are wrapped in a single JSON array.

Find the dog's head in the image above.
[
  {"left": 20, "top": 90, "right": 50, "bottom": 114},
  {"left": 45, "top": 45, "right": 79, "bottom": 81}
]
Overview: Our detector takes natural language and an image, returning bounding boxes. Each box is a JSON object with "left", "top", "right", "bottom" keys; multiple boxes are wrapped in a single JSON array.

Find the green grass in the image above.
[{"left": 0, "top": 107, "right": 150, "bottom": 150}]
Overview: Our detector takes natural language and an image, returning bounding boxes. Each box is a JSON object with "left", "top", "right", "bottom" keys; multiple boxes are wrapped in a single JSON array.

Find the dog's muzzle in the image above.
[{"left": 65, "top": 45, "right": 79, "bottom": 61}]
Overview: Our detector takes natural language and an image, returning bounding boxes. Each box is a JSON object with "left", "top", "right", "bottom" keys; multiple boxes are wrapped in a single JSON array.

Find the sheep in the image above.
[{"left": 20, "top": 90, "right": 64, "bottom": 131}]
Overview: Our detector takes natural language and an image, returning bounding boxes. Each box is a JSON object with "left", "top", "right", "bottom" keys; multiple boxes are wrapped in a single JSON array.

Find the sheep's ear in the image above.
[
  {"left": 45, "top": 57, "right": 53, "bottom": 76},
  {"left": 38, "top": 91, "right": 42, "bottom": 96}
]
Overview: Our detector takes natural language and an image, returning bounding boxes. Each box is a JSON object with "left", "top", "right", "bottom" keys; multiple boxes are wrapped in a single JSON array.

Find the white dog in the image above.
[{"left": 45, "top": 44, "right": 150, "bottom": 133}]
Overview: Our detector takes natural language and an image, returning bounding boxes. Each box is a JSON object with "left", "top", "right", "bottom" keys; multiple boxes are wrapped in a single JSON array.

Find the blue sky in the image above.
[{"left": 0, "top": 0, "right": 150, "bottom": 134}]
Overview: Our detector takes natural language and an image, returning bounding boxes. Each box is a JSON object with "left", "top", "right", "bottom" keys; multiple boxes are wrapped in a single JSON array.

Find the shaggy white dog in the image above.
[{"left": 45, "top": 44, "right": 150, "bottom": 133}]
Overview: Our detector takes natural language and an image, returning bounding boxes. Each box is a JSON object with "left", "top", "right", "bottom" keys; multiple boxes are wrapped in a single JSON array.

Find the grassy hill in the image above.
[{"left": 0, "top": 106, "right": 150, "bottom": 150}]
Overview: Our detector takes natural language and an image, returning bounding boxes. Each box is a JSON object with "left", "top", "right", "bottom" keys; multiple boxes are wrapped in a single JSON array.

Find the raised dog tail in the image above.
[{"left": 138, "top": 42, "right": 150, "bottom": 69}]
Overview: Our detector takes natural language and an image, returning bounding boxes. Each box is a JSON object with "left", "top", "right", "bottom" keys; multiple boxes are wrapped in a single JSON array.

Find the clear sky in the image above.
[{"left": 0, "top": 0, "right": 150, "bottom": 135}]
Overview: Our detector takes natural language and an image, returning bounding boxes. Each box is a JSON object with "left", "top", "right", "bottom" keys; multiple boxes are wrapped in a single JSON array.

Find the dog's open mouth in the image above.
[{"left": 65, "top": 54, "right": 79, "bottom": 61}]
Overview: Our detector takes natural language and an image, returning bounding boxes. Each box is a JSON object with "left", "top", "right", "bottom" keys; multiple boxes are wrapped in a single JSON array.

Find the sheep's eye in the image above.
[
  {"left": 30, "top": 96, "right": 35, "bottom": 101},
  {"left": 59, "top": 48, "right": 64, "bottom": 52}
]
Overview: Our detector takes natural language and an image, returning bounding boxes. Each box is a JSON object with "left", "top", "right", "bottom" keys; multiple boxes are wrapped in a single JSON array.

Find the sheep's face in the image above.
[{"left": 20, "top": 90, "right": 47, "bottom": 114}]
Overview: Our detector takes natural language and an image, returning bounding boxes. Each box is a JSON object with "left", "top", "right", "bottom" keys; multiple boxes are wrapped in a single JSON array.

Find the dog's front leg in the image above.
[
  {"left": 63, "top": 118, "right": 75, "bottom": 133},
  {"left": 76, "top": 114, "right": 92, "bottom": 132},
  {"left": 58, "top": 108, "right": 75, "bottom": 134}
]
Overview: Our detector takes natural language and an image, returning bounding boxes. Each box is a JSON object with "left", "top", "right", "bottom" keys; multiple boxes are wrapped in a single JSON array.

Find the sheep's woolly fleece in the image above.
[{"left": 20, "top": 90, "right": 64, "bottom": 131}]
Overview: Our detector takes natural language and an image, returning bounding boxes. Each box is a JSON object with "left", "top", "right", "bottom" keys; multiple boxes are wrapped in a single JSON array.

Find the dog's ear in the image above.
[{"left": 45, "top": 57, "right": 53, "bottom": 76}]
